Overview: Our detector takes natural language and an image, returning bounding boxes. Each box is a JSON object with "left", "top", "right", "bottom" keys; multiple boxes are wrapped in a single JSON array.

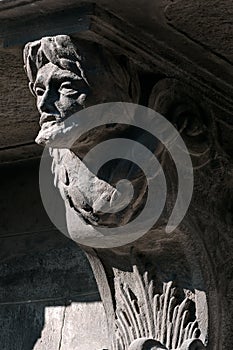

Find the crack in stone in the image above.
[{"left": 58, "top": 305, "right": 67, "bottom": 350}]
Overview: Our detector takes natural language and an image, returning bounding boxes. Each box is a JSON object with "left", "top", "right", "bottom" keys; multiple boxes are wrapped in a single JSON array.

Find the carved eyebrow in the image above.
[
  {"left": 34, "top": 71, "right": 82, "bottom": 86},
  {"left": 53, "top": 71, "right": 83, "bottom": 82},
  {"left": 34, "top": 75, "right": 84, "bottom": 93},
  {"left": 63, "top": 73, "right": 82, "bottom": 80}
]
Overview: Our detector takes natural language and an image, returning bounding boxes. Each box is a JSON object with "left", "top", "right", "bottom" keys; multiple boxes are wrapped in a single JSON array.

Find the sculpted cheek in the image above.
[{"left": 56, "top": 95, "right": 76, "bottom": 115}]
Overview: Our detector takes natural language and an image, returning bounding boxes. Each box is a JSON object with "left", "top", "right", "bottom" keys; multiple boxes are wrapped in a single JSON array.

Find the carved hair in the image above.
[
  {"left": 23, "top": 35, "right": 140, "bottom": 103},
  {"left": 23, "top": 35, "right": 87, "bottom": 85}
]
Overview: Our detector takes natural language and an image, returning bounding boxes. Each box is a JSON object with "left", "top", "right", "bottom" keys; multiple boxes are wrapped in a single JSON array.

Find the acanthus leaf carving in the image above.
[{"left": 112, "top": 266, "right": 206, "bottom": 350}]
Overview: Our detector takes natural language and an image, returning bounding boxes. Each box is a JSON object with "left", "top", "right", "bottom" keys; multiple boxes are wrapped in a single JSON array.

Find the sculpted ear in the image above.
[{"left": 29, "top": 82, "right": 36, "bottom": 97}]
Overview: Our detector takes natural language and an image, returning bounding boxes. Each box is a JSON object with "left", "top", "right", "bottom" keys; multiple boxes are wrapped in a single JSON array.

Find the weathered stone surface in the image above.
[
  {"left": 112, "top": 266, "right": 206, "bottom": 349},
  {"left": 1, "top": 1, "right": 233, "bottom": 164},
  {"left": 0, "top": 49, "right": 39, "bottom": 147},
  {"left": 0, "top": 158, "right": 108, "bottom": 349},
  {"left": 165, "top": 0, "right": 233, "bottom": 63},
  {"left": 57, "top": 302, "right": 108, "bottom": 350},
  {"left": 1, "top": 1, "right": 233, "bottom": 349},
  {"left": 0, "top": 302, "right": 48, "bottom": 350},
  {"left": 0, "top": 232, "right": 100, "bottom": 303},
  {"left": 0, "top": 159, "right": 53, "bottom": 235},
  {"left": 21, "top": 34, "right": 213, "bottom": 349},
  {"left": 0, "top": 301, "right": 108, "bottom": 350}
]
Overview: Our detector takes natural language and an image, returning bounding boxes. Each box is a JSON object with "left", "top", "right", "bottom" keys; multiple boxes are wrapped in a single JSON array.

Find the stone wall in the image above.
[{"left": 0, "top": 159, "right": 108, "bottom": 350}]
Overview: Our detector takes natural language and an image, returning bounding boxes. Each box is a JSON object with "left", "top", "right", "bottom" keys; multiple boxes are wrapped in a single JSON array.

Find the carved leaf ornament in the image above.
[{"left": 112, "top": 266, "right": 205, "bottom": 350}]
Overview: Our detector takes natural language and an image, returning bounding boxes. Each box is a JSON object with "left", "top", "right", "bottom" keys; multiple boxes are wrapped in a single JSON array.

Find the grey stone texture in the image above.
[
  {"left": 0, "top": 160, "right": 108, "bottom": 349},
  {"left": 22, "top": 34, "right": 209, "bottom": 349},
  {"left": 1, "top": 1, "right": 233, "bottom": 349}
]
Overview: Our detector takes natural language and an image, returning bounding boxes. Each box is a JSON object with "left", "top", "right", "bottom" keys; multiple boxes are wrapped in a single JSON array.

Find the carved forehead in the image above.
[
  {"left": 34, "top": 62, "right": 82, "bottom": 87},
  {"left": 23, "top": 35, "right": 140, "bottom": 103}
]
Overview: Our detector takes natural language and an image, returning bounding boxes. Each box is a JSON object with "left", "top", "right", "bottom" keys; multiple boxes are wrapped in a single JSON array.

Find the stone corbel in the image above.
[{"left": 23, "top": 34, "right": 210, "bottom": 350}]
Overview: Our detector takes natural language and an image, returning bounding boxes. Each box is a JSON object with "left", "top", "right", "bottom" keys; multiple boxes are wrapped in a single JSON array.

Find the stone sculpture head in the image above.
[
  {"left": 24, "top": 35, "right": 91, "bottom": 129},
  {"left": 23, "top": 35, "right": 143, "bottom": 247},
  {"left": 23, "top": 35, "right": 139, "bottom": 150}
]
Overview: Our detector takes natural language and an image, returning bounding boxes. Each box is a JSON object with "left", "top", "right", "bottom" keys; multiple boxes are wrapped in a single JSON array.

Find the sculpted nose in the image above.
[{"left": 38, "top": 89, "right": 58, "bottom": 115}]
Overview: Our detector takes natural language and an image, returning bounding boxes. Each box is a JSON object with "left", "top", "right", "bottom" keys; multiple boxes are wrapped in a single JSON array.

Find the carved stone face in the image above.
[{"left": 33, "top": 62, "right": 89, "bottom": 128}]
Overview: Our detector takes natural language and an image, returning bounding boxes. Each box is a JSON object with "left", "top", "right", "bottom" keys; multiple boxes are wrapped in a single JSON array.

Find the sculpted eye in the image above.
[
  {"left": 35, "top": 86, "right": 45, "bottom": 96},
  {"left": 59, "top": 82, "right": 78, "bottom": 97}
]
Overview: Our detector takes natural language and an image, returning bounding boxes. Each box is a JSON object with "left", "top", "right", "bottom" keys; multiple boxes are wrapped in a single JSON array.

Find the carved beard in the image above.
[
  {"left": 35, "top": 119, "right": 69, "bottom": 146},
  {"left": 50, "top": 146, "right": 147, "bottom": 229},
  {"left": 36, "top": 110, "right": 174, "bottom": 245}
]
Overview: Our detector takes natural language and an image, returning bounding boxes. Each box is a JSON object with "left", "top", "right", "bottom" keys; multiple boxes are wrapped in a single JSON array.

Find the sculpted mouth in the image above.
[
  {"left": 39, "top": 114, "right": 62, "bottom": 127},
  {"left": 36, "top": 113, "right": 68, "bottom": 146}
]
